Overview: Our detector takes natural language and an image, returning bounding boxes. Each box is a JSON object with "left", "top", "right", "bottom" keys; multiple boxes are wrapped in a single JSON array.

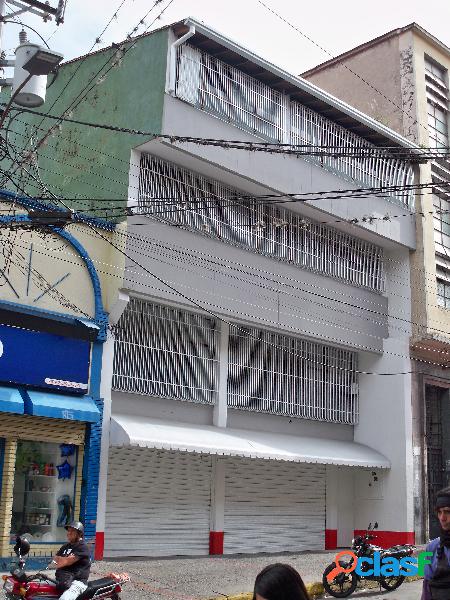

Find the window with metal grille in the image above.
[
  {"left": 175, "top": 43, "right": 414, "bottom": 208},
  {"left": 425, "top": 57, "right": 449, "bottom": 151},
  {"left": 437, "top": 274, "right": 450, "bottom": 309},
  {"left": 176, "top": 43, "right": 286, "bottom": 142},
  {"left": 112, "top": 299, "right": 218, "bottom": 403},
  {"left": 138, "top": 153, "right": 385, "bottom": 291},
  {"left": 227, "top": 326, "right": 358, "bottom": 424},
  {"left": 433, "top": 194, "right": 450, "bottom": 253}
]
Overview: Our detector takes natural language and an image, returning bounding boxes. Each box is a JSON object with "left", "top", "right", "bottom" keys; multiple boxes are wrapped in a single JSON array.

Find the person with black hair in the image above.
[
  {"left": 253, "top": 563, "right": 310, "bottom": 600},
  {"left": 422, "top": 486, "right": 450, "bottom": 600}
]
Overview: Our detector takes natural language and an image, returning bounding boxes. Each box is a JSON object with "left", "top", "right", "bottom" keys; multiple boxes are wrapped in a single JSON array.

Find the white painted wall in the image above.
[
  {"left": 124, "top": 219, "right": 389, "bottom": 353},
  {"left": 355, "top": 247, "right": 413, "bottom": 533},
  {"left": 156, "top": 95, "right": 416, "bottom": 250}
]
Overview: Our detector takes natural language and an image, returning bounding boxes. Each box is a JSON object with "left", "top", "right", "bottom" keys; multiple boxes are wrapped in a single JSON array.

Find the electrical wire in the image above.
[
  {"left": 256, "top": 0, "right": 431, "bottom": 140},
  {"left": 2, "top": 124, "right": 443, "bottom": 205},
  {"left": 3, "top": 128, "right": 450, "bottom": 296},
  {"left": 12, "top": 0, "right": 176, "bottom": 177},
  {"left": 3, "top": 215, "right": 450, "bottom": 369},
  {"left": 17, "top": 177, "right": 441, "bottom": 376},
  {"left": 5, "top": 104, "right": 448, "bottom": 161},
  {"left": 28, "top": 0, "right": 132, "bottom": 139}
]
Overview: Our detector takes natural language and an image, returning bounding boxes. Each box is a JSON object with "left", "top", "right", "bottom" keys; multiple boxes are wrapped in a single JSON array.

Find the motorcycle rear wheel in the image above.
[
  {"left": 379, "top": 575, "right": 405, "bottom": 591},
  {"left": 322, "top": 564, "right": 358, "bottom": 598}
]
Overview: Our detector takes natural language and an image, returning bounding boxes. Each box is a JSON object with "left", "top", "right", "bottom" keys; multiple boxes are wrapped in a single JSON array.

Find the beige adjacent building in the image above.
[{"left": 303, "top": 23, "right": 450, "bottom": 542}]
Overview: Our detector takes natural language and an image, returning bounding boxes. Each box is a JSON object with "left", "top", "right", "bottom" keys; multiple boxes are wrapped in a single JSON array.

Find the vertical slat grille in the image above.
[
  {"left": 139, "top": 153, "right": 385, "bottom": 291},
  {"left": 227, "top": 326, "right": 358, "bottom": 424},
  {"left": 112, "top": 299, "right": 218, "bottom": 404},
  {"left": 175, "top": 43, "right": 414, "bottom": 208},
  {"left": 176, "top": 44, "right": 286, "bottom": 141},
  {"left": 290, "top": 101, "right": 414, "bottom": 205}
]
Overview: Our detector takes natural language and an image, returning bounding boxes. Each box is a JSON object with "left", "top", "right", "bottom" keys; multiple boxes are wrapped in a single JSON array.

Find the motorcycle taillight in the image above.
[{"left": 114, "top": 585, "right": 121, "bottom": 593}]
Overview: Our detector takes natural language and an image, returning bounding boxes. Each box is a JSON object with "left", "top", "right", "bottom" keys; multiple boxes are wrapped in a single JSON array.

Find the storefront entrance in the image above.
[
  {"left": 426, "top": 385, "right": 450, "bottom": 539},
  {"left": 11, "top": 440, "right": 79, "bottom": 545},
  {"left": 0, "top": 414, "right": 86, "bottom": 558}
]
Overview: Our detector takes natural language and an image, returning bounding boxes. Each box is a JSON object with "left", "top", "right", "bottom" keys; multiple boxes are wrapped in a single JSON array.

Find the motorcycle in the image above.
[
  {"left": 2, "top": 537, "right": 129, "bottom": 600},
  {"left": 322, "top": 522, "right": 416, "bottom": 598}
]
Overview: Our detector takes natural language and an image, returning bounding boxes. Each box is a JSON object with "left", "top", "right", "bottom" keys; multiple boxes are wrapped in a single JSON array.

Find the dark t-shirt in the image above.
[{"left": 56, "top": 539, "right": 91, "bottom": 585}]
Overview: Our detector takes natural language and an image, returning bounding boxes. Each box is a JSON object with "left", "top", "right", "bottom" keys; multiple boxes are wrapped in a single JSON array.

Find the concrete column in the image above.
[
  {"left": 213, "top": 321, "right": 229, "bottom": 428},
  {"left": 209, "top": 456, "right": 225, "bottom": 554},
  {"left": 93, "top": 333, "right": 114, "bottom": 560},
  {"left": 0, "top": 439, "right": 16, "bottom": 557},
  {"left": 325, "top": 465, "right": 338, "bottom": 549},
  {"left": 94, "top": 291, "right": 129, "bottom": 560}
]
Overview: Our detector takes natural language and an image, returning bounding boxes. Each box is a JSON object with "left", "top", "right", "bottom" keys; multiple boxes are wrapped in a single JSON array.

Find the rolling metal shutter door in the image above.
[
  {"left": 224, "top": 458, "right": 325, "bottom": 554},
  {"left": 104, "top": 448, "right": 212, "bottom": 557}
]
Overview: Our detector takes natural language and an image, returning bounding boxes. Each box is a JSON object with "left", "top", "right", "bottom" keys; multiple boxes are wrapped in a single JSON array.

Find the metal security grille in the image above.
[
  {"left": 290, "top": 102, "right": 414, "bottom": 206},
  {"left": 223, "top": 458, "right": 325, "bottom": 553},
  {"left": 425, "top": 386, "right": 445, "bottom": 540},
  {"left": 424, "top": 58, "right": 450, "bottom": 302},
  {"left": 227, "top": 326, "right": 358, "bottom": 424},
  {"left": 139, "top": 153, "right": 385, "bottom": 291},
  {"left": 176, "top": 43, "right": 286, "bottom": 142},
  {"left": 175, "top": 43, "right": 414, "bottom": 208},
  {"left": 105, "top": 448, "right": 212, "bottom": 557},
  {"left": 112, "top": 299, "right": 218, "bottom": 403}
]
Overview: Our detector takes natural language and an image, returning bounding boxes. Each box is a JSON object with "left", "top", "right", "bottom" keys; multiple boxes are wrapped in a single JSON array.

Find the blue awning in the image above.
[
  {"left": 22, "top": 390, "right": 100, "bottom": 422},
  {"left": 0, "top": 386, "right": 24, "bottom": 414}
]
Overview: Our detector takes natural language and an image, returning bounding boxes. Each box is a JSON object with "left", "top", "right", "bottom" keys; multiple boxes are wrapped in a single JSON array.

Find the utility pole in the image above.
[
  {"left": 0, "top": 0, "right": 6, "bottom": 92},
  {"left": 0, "top": 0, "right": 65, "bottom": 93}
]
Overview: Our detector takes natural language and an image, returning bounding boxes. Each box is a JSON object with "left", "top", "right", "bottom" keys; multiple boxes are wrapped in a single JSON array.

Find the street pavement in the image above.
[
  {"left": 334, "top": 579, "right": 423, "bottom": 599},
  {"left": 89, "top": 552, "right": 424, "bottom": 600}
]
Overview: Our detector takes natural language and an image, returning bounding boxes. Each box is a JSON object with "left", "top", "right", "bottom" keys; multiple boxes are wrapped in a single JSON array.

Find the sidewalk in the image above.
[{"left": 90, "top": 551, "right": 351, "bottom": 600}]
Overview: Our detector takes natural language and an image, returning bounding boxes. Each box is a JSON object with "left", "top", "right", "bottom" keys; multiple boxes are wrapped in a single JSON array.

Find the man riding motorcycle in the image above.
[
  {"left": 51, "top": 521, "right": 90, "bottom": 600},
  {"left": 422, "top": 487, "right": 450, "bottom": 600}
]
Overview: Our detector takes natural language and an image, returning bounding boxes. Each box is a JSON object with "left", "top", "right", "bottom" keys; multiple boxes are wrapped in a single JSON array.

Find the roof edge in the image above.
[
  {"left": 302, "top": 22, "right": 450, "bottom": 78},
  {"left": 182, "top": 17, "right": 422, "bottom": 152}
]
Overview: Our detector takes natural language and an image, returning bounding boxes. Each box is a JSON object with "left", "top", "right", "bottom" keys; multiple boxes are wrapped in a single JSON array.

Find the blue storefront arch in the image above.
[
  {"left": 0, "top": 192, "right": 110, "bottom": 560},
  {"left": 0, "top": 190, "right": 111, "bottom": 341}
]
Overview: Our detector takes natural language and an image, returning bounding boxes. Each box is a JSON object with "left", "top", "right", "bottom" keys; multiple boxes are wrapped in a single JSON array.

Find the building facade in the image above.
[
  {"left": 302, "top": 23, "right": 450, "bottom": 542},
  {"left": 0, "top": 191, "right": 124, "bottom": 565},
  {"left": 4, "top": 19, "right": 424, "bottom": 557}
]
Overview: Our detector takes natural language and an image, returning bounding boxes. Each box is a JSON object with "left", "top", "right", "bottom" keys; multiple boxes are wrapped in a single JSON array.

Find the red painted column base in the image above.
[
  {"left": 353, "top": 530, "right": 415, "bottom": 549},
  {"left": 94, "top": 531, "right": 104, "bottom": 560},
  {"left": 325, "top": 529, "right": 338, "bottom": 549},
  {"left": 209, "top": 531, "right": 224, "bottom": 555}
]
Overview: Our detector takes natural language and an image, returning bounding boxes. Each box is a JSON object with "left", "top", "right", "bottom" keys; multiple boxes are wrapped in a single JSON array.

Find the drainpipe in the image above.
[{"left": 167, "top": 24, "right": 195, "bottom": 95}]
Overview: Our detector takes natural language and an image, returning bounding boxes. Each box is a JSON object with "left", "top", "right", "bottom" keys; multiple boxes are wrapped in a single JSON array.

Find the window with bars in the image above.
[
  {"left": 138, "top": 153, "right": 385, "bottom": 291},
  {"left": 112, "top": 300, "right": 358, "bottom": 424},
  {"left": 425, "top": 57, "right": 449, "bottom": 151},
  {"left": 227, "top": 326, "right": 358, "bottom": 424},
  {"left": 175, "top": 43, "right": 414, "bottom": 208},
  {"left": 433, "top": 194, "right": 450, "bottom": 253},
  {"left": 437, "top": 277, "right": 450, "bottom": 309},
  {"left": 112, "top": 299, "right": 219, "bottom": 403}
]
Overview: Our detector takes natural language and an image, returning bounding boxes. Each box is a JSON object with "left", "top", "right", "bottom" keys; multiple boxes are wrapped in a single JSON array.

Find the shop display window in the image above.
[{"left": 10, "top": 440, "right": 78, "bottom": 544}]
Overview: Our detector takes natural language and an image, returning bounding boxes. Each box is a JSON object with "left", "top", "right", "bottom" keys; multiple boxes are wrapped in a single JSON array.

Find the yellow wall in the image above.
[
  {"left": 0, "top": 201, "right": 125, "bottom": 322},
  {"left": 0, "top": 414, "right": 86, "bottom": 557},
  {"left": 410, "top": 32, "right": 450, "bottom": 345}
]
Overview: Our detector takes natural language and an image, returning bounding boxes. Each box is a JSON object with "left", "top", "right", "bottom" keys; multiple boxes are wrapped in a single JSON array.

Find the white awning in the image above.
[{"left": 110, "top": 414, "right": 390, "bottom": 469}]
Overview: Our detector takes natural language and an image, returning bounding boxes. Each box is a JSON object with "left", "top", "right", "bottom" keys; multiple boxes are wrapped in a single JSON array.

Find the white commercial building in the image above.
[{"left": 95, "top": 18, "right": 421, "bottom": 557}]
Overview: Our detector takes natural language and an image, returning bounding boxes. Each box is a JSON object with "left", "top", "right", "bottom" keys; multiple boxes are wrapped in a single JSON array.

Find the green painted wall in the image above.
[{"left": 1, "top": 29, "right": 169, "bottom": 219}]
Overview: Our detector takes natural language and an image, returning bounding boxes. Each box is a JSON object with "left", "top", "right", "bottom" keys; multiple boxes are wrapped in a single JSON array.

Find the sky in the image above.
[{"left": 2, "top": 0, "right": 450, "bottom": 78}]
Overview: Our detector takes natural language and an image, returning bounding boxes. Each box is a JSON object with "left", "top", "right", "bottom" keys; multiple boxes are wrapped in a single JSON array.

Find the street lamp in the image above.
[
  {"left": 22, "top": 47, "right": 63, "bottom": 76},
  {"left": 12, "top": 36, "right": 63, "bottom": 107},
  {"left": 0, "top": 35, "right": 63, "bottom": 127}
]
